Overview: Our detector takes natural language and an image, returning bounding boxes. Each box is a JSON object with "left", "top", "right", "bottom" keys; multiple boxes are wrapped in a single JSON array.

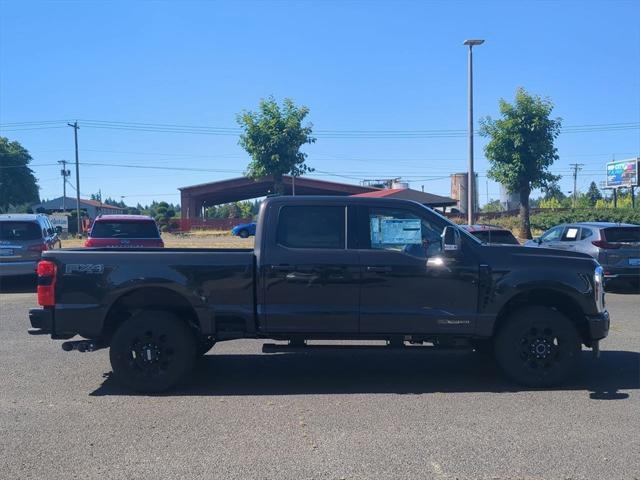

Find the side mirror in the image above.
[
  {"left": 441, "top": 226, "right": 461, "bottom": 256},
  {"left": 55, "top": 226, "right": 63, "bottom": 234}
]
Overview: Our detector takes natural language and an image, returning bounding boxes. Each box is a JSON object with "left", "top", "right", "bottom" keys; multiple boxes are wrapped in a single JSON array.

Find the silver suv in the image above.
[
  {"left": 0, "top": 214, "right": 62, "bottom": 277},
  {"left": 525, "top": 222, "right": 640, "bottom": 286}
]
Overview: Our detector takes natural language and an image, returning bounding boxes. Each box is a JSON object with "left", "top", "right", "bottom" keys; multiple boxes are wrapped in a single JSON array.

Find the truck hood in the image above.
[
  {"left": 482, "top": 244, "right": 597, "bottom": 268},
  {"left": 487, "top": 244, "right": 593, "bottom": 260}
]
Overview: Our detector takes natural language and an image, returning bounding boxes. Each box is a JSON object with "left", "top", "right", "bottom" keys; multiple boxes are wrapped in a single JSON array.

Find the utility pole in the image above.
[
  {"left": 57, "top": 160, "right": 70, "bottom": 211},
  {"left": 570, "top": 163, "right": 584, "bottom": 208},
  {"left": 463, "top": 39, "right": 484, "bottom": 225},
  {"left": 67, "top": 121, "right": 81, "bottom": 235}
]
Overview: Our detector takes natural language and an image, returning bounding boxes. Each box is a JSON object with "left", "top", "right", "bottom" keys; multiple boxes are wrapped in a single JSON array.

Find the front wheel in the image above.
[
  {"left": 109, "top": 310, "right": 197, "bottom": 393},
  {"left": 494, "top": 306, "right": 581, "bottom": 387},
  {"left": 238, "top": 229, "right": 249, "bottom": 238}
]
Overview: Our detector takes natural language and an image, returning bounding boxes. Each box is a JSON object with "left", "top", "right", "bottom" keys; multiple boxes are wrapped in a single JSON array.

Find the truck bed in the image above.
[{"left": 41, "top": 248, "right": 256, "bottom": 338}]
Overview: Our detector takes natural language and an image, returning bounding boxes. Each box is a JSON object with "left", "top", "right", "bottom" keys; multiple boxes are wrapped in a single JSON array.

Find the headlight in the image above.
[{"left": 594, "top": 265, "right": 605, "bottom": 312}]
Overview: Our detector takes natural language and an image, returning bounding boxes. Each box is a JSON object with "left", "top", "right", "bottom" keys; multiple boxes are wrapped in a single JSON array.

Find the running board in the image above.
[{"left": 262, "top": 342, "right": 471, "bottom": 354}]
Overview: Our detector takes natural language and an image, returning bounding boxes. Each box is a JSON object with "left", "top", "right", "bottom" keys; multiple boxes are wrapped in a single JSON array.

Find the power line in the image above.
[{"left": 1, "top": 118, "right": 638, "bottom": 138}]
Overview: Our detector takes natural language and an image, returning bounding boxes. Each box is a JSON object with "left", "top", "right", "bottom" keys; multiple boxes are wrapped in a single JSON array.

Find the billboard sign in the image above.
[{"left": 606, "top": 158, "right": 638, "bottom": 188}]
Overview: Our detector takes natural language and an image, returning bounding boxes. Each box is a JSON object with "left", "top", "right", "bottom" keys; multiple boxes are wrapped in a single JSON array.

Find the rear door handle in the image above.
[{"left": 366, "top": 266, "right": 392, "bottom": 273}]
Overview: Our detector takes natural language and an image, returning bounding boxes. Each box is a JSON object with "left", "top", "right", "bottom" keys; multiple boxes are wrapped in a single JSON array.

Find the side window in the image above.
[
  {"left": 540, "top": 226, "right": 563, "bottom": 243},
  {"left": 367, "top": 208, "right": 442, "bottom": 258},
  {"left": 561, "top": 227, "right": 580, "bottom": 242},
  {"left": 276, "top": 206, "right": 345, "bottom": 249},
  {"left": 580, "top": 228, "right": 593, "bottom": 240}
]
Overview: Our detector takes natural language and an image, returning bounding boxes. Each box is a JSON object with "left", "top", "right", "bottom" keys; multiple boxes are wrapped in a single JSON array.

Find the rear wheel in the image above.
[
  {"left": 238, "top": 229, "right": 249, "bottom": 238},
  {"left": 109, "top": 310, "right": 197, "bottom": 392},
  {"left": 494, "top": 306, "right": 581, "bottom": 387}
]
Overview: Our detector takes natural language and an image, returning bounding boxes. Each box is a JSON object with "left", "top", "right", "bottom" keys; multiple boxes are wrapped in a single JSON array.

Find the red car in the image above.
[{"left": 84, "top": 215, "right": 164, "bottom": 248}]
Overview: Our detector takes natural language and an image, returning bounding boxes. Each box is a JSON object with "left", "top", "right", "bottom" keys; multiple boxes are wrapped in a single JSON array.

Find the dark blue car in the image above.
[{"left": 231, "top": 222, "right": 256, "bottom": 238}]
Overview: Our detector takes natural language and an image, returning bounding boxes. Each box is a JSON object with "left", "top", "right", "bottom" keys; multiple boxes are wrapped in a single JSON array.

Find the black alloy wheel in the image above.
[
  {"left": 110, "top": 310, "right": 197, "bottom": 393},
  {"left": 494, "top": 306, "right": 581, "bottom": 387}
]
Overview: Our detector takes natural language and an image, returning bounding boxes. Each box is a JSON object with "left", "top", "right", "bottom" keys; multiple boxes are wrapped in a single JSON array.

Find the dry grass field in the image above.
[{"left": 60, "top": 231, "right": 254, "bottom": 249}]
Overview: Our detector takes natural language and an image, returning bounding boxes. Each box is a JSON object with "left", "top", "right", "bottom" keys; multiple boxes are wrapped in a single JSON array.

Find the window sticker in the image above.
[
  {"left": 371, "top": 217, "right": 422, "bottom": 246},
  {"left": 565, "top": 227, "right": 579, "bottom": 240}
]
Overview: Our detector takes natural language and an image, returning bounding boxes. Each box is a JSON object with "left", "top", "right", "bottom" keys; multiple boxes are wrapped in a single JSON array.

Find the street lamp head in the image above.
[{"left": 463, "top": 39, "right": 485, "bottom": 46}]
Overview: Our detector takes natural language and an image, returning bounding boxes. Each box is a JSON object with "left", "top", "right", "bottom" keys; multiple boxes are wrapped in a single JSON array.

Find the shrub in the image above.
[
  {"left": 538, "top": 197, "right": 562, "bottom": 209},
  {"left": 529, "top": 208, "right": 640, "bottom": 231}
]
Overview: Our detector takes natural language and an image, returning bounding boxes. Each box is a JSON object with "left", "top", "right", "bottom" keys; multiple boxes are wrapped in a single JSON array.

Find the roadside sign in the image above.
[
  {"left": 50, "top": 214, "right": 69, "bottom": 232},
  {"left": 605, "top": 158, "right": 638, "bottom": 188}
]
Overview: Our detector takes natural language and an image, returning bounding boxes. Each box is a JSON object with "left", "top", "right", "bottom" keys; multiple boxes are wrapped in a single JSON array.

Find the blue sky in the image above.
[{"left": 1, "top": 0, "right": 639, "bottom": 206}]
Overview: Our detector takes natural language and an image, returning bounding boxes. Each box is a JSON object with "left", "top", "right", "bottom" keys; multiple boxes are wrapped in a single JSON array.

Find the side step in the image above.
[{"left": 262, "top": 342, "right": 470, "bottom": 354}]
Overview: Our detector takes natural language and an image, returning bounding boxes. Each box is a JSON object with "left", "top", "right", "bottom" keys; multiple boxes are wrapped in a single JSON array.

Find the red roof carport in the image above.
[{"left": 179, "top": 175, "right": 377, "bottom": 220}]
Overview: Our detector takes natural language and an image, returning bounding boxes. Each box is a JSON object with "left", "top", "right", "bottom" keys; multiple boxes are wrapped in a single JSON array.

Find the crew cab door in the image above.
[
  {"left": 357, "top": 206, "right": 478, "bottom": 335},
  {"left": 261, "top": 204, "right": 360, "bottom": 333}
]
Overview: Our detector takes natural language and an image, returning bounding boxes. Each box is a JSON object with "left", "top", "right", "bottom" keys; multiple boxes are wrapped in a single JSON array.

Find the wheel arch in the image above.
[
  {"left": 102, "top": 286, "right": 202, "bottom": 341},
  {"left": 493, "top": 288, "right": 590, "bottom": 345}
]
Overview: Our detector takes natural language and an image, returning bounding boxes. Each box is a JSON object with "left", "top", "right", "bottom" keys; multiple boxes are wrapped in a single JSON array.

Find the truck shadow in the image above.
[{"left": 91, "top": 349, "right": 639, "bottom": 399}]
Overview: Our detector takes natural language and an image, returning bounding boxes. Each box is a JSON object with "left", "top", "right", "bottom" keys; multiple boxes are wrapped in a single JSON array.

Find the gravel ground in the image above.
[{"left": 0, "top": 279, "right": 638, "bottom": 480}]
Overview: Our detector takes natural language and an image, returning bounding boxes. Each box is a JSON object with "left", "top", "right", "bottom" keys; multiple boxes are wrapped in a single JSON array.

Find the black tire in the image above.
[
  {"left": 238, "top": 229, "right": 249, "bottom": 238},
  {"left": 197, "top": 336, "right": 216, "bottom": 356},
  {"left": 494, "top": 306, "right": 581, "bottom": 387},
  {"left": 109, "top": 310, "right": 197, "bottom": 393}
]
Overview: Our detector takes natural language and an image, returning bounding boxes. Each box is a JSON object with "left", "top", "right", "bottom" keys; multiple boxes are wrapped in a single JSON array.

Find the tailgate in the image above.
[{"left": 602, "top": 227, "right": 640, "bottom": 268}]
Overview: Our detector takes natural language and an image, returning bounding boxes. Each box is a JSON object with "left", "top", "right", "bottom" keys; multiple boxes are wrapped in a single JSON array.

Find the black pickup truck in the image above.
[{"left": 29, "top": 196, "right": 609, "bottom": 392}]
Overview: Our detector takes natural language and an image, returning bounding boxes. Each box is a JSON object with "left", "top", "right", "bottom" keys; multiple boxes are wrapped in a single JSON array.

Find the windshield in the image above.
[
  {"left": 90, "top": 221, "right": 160, "bottom": 239},
  {"left": 0, "top": 221, "right": 42, "bottom": 241}
]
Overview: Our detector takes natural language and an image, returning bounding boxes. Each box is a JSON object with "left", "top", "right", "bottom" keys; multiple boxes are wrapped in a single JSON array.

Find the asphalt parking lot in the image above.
[{"left": 1, "top": 278, "right": 638, "bottom": 480}]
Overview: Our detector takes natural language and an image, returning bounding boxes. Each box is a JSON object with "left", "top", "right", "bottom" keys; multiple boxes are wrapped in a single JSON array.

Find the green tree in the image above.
[
  {"left": 482, "top": 199, "right": 504, "bottom": 213},
  {"left": 237, "top": 97, "right": 315, "bottom": 195},
  {"left": 539, "top": 197, "right": 563, "bottom": 209},
  {"left": 0, "top": 137, "right": 40, "bottom": 212},
  {"left": 480, "top": 88, "right": 562, "bottom": 239},
  {"left": 586, "top": 181, "right": 603, "bottom": 206},
  {"left": 543, "top": 181, "right": 566, "bottom": 201},
  {"left": 205, "top": 201, "right": 254, "bottom": 219}
]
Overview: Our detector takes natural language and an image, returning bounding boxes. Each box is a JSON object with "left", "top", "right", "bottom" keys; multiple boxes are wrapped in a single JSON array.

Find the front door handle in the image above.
[{"left": 366, "top": 266, "right": 392, "bottom": 273}]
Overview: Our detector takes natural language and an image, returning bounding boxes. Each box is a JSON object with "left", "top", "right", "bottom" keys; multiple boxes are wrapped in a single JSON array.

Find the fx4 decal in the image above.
[{"left": 65, "top": 264, "right": 104, "bottom": 275}]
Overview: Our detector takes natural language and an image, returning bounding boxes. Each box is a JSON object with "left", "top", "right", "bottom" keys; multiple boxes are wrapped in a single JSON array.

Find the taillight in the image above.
[
  {"left": 37, "top": 260, "right": 57, "bottom": 307},
  {"left": 592, "top": 240, "right": 621, "bottom": 249},
  {"left": 84, "top": 238, "right": 94, "bottom": 247}
]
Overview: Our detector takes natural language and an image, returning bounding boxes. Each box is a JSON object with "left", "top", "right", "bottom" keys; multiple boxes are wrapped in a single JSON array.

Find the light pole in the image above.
[{"left": 463, "top": 39, "right": 484, "bottom": 225}]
